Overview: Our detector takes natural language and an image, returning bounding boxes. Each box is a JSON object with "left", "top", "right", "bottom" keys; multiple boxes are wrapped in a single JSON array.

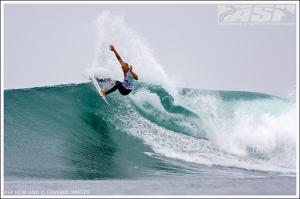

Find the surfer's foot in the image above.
[{"left": 101, "top": 90, "right": 107, "bottom": 97}]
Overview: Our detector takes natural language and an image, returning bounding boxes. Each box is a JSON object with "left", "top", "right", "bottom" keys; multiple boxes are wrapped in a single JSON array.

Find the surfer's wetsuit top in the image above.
[{"left": 105, "top": 69, "right": 135, "bottom": 96}]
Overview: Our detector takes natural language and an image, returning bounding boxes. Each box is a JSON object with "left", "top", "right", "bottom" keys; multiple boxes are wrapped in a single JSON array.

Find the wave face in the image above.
[{"left": 4, "top": 83, "right": 296, "bottom": 180}]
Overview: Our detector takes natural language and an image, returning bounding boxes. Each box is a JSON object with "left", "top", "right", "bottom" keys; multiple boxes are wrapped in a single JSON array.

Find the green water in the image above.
[{"left": 4, "top": 83, "right": 296, "bottom": 180}]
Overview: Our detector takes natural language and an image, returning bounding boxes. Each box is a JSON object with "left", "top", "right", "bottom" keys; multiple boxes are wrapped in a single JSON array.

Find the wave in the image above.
[
  {"left": 130, "top": 84, "right": 296, "bottom": 173},
  {"left": 4, "top": 83, "right": 296, "bottom": 180}
]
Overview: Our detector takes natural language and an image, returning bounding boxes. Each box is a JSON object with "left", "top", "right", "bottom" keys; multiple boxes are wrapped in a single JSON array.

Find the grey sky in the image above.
[{"left": 4, "top": 3, "right": 296, "bottom": 98}]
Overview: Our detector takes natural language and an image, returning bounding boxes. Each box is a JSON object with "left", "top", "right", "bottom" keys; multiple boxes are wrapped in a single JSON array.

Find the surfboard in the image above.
[{"left": 90, "top": 75, "right": 110, "bottom": 105}]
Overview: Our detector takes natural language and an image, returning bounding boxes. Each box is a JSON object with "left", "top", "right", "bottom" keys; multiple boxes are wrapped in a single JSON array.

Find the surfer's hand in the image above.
[{"left": 109, "top": 44, "right": 115, "bottom": 51}]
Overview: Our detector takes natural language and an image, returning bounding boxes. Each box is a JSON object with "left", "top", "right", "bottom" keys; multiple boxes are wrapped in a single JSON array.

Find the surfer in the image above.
[{"left": 100, "top": 44, "right": 139, "bottom": 97}]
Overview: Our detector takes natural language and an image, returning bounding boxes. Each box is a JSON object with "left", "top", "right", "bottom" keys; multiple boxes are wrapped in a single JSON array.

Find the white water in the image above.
[
  {"left": 179, "top": 92, "right": 297, "bottom": 171},
  {"left": 127, "top": 89, "right": 297, "bottom": 173},
  {"left": 89, "top": 11, "right": 297, "bottom": 174}
]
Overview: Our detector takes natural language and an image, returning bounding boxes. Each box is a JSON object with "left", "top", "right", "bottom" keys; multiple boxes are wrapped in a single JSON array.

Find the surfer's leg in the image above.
[
  {"left": 105, "top": 81, "right": 122, "bottom": 95},
  {"left": 118, "top": 86, "right": 132, "bottom": 95}
]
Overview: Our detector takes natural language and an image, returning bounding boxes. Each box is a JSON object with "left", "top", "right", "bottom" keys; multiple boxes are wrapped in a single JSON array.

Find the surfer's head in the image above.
[{"left": 121, "top": 62, "right": 130, "bottom": 71}]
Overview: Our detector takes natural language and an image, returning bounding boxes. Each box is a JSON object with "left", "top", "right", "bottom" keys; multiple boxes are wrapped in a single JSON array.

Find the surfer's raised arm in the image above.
[{"left": 109, "top": 44, "right": 124, "bottom": 64}]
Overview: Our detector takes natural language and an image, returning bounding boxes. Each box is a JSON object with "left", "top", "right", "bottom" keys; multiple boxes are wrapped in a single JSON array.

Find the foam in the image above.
[
  {"left": 120, "top": 103, "right": 295, "bottom": 173},
  {"left": 88, "top": 11, "right": 297, "bottom": 174},
  {"left": 173, "top": 91, "right": 296, "bottom": 172}
]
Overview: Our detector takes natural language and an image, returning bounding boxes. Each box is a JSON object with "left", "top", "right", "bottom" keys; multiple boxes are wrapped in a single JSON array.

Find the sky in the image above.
[{"left": 3, "top": 3, "right": 297, "bottom": 98}]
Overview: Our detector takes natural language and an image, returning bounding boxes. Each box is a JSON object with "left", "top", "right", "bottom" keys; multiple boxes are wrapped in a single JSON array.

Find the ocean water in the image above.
[
  {"left": 4, "top": 83, "right": 297, "bottom": 195},
  {"left": 4, "top": 11, "right": 297, "bottom": 195}
]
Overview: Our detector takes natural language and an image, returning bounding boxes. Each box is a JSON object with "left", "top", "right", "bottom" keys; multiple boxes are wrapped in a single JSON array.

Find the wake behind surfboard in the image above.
[{"left": 90, "top": 75, "right": 110, "bottom": 105}]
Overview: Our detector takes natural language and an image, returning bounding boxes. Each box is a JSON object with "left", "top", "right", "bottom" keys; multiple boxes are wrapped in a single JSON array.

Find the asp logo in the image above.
[{"left": 218, "top": 4, "right": 295, "bottom": 25}]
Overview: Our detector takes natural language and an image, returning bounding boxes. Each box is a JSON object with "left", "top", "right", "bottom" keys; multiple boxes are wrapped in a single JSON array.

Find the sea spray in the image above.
[{"left": 84, "top": 11, "right": 176, "bottom": 95}]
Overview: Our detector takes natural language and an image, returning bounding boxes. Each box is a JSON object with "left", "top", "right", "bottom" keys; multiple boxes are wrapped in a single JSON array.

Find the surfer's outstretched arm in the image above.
[{"left": 109, "top": 44, "right": 123, "bottom": 64}]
